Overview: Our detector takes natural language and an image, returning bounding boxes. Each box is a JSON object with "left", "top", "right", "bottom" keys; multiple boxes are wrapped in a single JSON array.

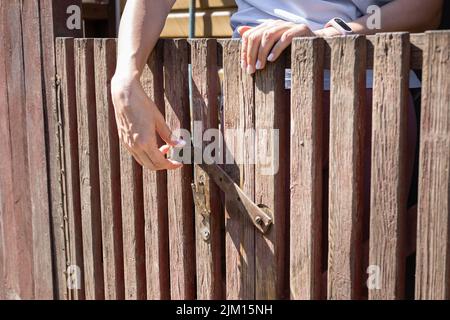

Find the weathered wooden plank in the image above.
[
  {"left": 254, "top": 52, "right": 289, "bottom": 300},
  {"left": 94, "top": 38, "right": 124, "bottom": 300},
  {"left": 290, "top": 37, "right": 325, "bottom": 300},
  {"left": 327, "top": 36, "right": 366, "bottom": 300},
  {"left": 369, "top": 33, "right": 410, "bottom": 300},
  {"left": 75, "top": 38, "right": 104, "bottom": 300},
  {"left": 191, "top": 38, "right": 223, "bottom": 300},
  {"left": 2, "top": 0, "right": 34, "bottom": 300},
  {"left": 120, "top": 148, "right": 146, "bottom": 300},
  {"left": 324, "top": 34, "right": 424, "bottom": 70},
  {"left": 415, "top": 31, "right": 450, "bottom": 300},
  {"left": 56, "top": 37, "right": 85, "bottom": 300},
  {"left": 0, "top": 0, "right": 16, "bottom": 300},
  {"left": 164, "top": 39, "right": 196, "bottom": 300},
  {"left": 222, "top": 40, "right": 256, "bottom": 300},
  {"left": 22, "top": 0, "right": 55, "bottom": 300},
  {"left": 141, "top": 41, "right": 170, "bottom": 300}
]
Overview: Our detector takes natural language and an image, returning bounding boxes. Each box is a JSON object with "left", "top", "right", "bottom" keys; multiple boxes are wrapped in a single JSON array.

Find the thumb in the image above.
[{"left": 154, "top": 112, "right": 186, "bottom": 148}]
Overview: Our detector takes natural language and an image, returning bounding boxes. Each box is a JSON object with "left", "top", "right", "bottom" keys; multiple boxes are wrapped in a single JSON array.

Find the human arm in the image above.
[
  {"left": 111, "top": 0, "right": 184, "bottom": 170},
  {"left": 241, "top": 0, "right": 443, "bottom": 73}
]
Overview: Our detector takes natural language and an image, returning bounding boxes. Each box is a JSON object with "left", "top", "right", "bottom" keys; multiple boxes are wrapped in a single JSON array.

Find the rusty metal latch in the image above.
[{"left": 193, "top": 163, "right": 273, "bottom": 234}]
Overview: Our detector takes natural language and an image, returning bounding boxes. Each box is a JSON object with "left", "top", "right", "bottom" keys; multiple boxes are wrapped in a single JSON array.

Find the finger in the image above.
[
  {"left": 240, "top": 24, "right": 265, "bottom": 72},
  {"left": 154, "top": 109, "right": 186, "bottom": 148},
  {"left": 238, "top": 25, "right": 252, "bottom": 37},
  {"left": 159, "top": 144, "right": 171, "bottom": 155},
  {"left": 145, "top": 148, "right": 183, "bottom": 171},
  {"left": 241, "top": 28, "right": 250, "bottom": 70},
  {"left": 268, "top": 25, "right": 310, "bottom": 62},
  {"left": 244, "top": 27, "right": 267, "bottom": 74},
  {"left": 134, "top": 148, "right": 159, "bottom": 170},
  {"left": 123, "top": 143, "right": 149, "bottom": 168},
  {"left": 257, "top": 25, "right": 292, "bottom": 70}
]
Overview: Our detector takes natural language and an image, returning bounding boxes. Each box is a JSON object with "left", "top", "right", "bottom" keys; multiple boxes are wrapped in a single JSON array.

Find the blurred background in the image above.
[{"left": 82, "top": 0, "right": 236, "bottom": 38}]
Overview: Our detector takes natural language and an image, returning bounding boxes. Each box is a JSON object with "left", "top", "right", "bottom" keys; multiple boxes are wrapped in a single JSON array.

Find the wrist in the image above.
[{"left": 112, "top": 69, "right": 141, "bottom": 84}]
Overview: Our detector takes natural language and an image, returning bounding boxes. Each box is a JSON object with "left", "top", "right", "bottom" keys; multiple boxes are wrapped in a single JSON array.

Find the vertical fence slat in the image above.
[
  {"left": 164, "top": 39, "right": 196, "bottom": 300},
  {"left": 57, "top": 37, "right": 85, "bottom": 300},
  {"left": 415, "top": 31, "right": 450, "bottom": 300},
  {"left": 94, "top": 39, "right": 124, "bottom": 300},
  {"left": 22, "top": 0, "right": 55, "bottom": 299},
  {"left": 141, "top": 41, "right": 170, "bottom": 300},
  {"left": 254, "top": 52, "right": 289, "bottom": 300},
  {"left": 75, "top": 39, "right": 104, "bottom": 300},
  {"left": 290, "top": 37, "right": 324, "bottom": 300},
  {"left": 191, "top": 38, "right": 223, "bottom": 300},
  {"left": 327, "top": 36, "right": 366, "bottom": 300},
  {"left": 0, "top": 0, "right": 15, "bottom": 300},
  {"left": 119, "top": 148, "right": 146, "bottom": 300},
  {"left": 369, "top": 33, "right": 410, "bottom": 300},
  {"left": 2, "top": 0, "right": 34, "bottom": 300},
  {"left": 222, "top": 40, "right": 256, "bottom": 300}
]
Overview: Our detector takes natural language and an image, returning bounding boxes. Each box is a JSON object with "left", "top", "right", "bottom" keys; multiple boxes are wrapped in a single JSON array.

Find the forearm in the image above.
[
  {"left": 318, "top": 0, "right": 443, "bottom": 37},
  {"left": 115, "top": 0, "right": 175, "bottom": 80},
  {"left": 351, "top": 0, "right": 442, "bottom": 34}
]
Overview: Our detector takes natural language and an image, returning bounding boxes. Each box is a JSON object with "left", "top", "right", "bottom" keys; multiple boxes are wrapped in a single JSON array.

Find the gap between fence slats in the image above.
[
  {"left": 191, "top": 39, "right": 224, "bottom": 300},
  {"left": 164, "top": 39, "right": 196, "bottom": 300},
  {"left": 75, "top": 39, "right": 104, "bottom": 300},
  {"left": 56, "top": 37, "right": 85, "bottom": 300},
  {"left": 222, "top": 40, "right": 256, "bottom": 300},
  {"left": 141, "top": 41, "right": 171, "bottom": 300},
  {"left": 119, "top": 145, "right": 146, "bottom": 300},
  {"left": 94, "top": 39, "right": 125, "bottom": 300}
]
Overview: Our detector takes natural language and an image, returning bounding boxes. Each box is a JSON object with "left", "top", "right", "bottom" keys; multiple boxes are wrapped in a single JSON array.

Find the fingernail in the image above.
[
  {"left": 267, "top": 53, "right": 274, "bottom": 62},
  {"left": 246, "top": 64, "right": 255, "bottom": 74},
  {"left": 256, "top": 60, "right": 262, "bottom": 70},
  {"left": 175, "top": 139, "right": 186, "bottom": 148}
]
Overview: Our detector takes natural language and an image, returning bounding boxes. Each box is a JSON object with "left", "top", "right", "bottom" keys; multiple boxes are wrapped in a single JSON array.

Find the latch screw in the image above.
[
  {"left": 255, "top": 216, "right": 262, "bottom": 225},
  {"left": 201, "top": 229, "right": 210, "bottom": 241}
]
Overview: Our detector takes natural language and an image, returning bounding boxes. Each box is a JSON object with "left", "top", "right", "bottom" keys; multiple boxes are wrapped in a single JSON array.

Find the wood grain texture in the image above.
[
  {"left": 141, "top": 41, "right": 170, "bottom": 300},
  {"left": 41, "top": 0, "right": 84, "bottom": 299},
  {"left": 120, "top": 147, "right": 146, "bottom": 300},
  {"left": 2, "top": 0, "right": 34, "bottom": 300},
  {"left": 369, "top": 33, "right": 410, "bottom": 300},
  {"left": 327, "top": 36, "right": 366, "bottom": 300},
  {"left": 56, "top": 37, "right": 85, "bottom": 300},
  {"left": 164, "top": 39, "right": 196, "bottom": 300},
  {"left": 290, "top": 37, "right": 324, "bottom": 300},
  {"left": 22, "top": 0, "right": 55, "bottom": 300},
  {"left": 0, "top": 28, "right": 7, "bottom": 294},
  {"left": 94, "top": 39, "right": 124, "bottom": 300},
  {"left": 254, "top": 52, "right": 289, "bottom": 300},
  {"left": 415, "top": 31, "right": 450, "bottom": 300},
  {"left": 323, "top": 34, "right": 423, "bottom": 70},
  {"left": 222, "top": 40, "right": 256, "bottom": 300},
  {"left": 191, "top": 39, "right": 223, "bottom": 300},
  {"left": 0, "top": 0, "right": 16, "bottom": 299},
  {"left": 75, "top": 39, "right": 104, "bottom": 300}
]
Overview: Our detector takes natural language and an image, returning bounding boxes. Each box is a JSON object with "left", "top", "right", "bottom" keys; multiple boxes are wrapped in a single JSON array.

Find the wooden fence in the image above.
[
  {"left": 49, "top": 31, "right": 450, "bottom": 300},
  {"left": 1, "top": 24, "right": 448, "bottom": 300}
]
